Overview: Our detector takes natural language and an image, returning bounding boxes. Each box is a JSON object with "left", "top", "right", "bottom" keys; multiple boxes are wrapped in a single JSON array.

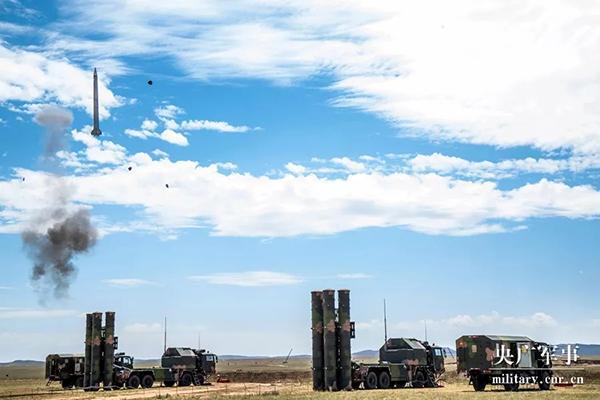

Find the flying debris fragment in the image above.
[
  {"left": 91, "top": 68, "right": 102, "bottom": 137},
  {"left": 147, "top": 80, "right": 153, "bottom": 85},
  {"left": 165, "top": 184, "right": 169, "bottom": 188},
  {"left": 128, "top": 166, "right": 132, "bottom": 171}
]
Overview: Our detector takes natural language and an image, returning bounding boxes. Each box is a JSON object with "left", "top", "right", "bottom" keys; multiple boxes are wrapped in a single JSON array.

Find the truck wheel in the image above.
[
  {"left": 504, "top": 382, "right": 519, "bottom": 391},
  {"left": 472, "top": 375, "right": 486, "bottom": 391},
  {"left": 365, "top": 371, "right": 378, "bottom": 389},
  {"left": 412, "top": 371, "right": 425, "bottom": 388},
  {"left": 141, "top": 374, "right": 154, "bottom": 389},
  {"left": 127, "top": 375, "right": 141, "bottom": 389},
  {"left": 164, "top": 381, "right": 175, "bottom": 387},
  {"left": 378, "top": 371, "right": 391, "bottom": 389},
  {"left": 179, "top": 373, "right": 192, "bottom": 387},
  {"left": 61, "top": 379, "right": 73, "bottom": 389},
  {"left": 539, "top": 371, "right": 551, "bottom": 390}
]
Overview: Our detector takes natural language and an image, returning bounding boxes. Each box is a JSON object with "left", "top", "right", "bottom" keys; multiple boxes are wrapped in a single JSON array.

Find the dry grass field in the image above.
[{"left": 1, "top": 356, "right": 599, "bottom": 399}]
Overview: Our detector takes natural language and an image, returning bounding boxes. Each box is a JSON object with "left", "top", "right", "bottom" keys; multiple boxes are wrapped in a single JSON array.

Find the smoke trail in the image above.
[
  {"left": 33, "top": 105, "right": 73, "bottom": 157},
  {"left": 22, "top": 105, "right": 98, "bottom": 300}
]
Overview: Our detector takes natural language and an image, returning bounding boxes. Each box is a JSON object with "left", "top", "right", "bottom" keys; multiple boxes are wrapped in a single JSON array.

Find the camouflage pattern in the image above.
[
  {"left": 310, "top": 291, "right": 324, "bottom": 391},
  {"left": 380, "top": 337, "right": 428, "bottom": 365},
  {"left": 337, "top": 289, "right": 352, "bottom": 390},
  {"left": 90, "top": 312, "right": 103, "bottom": 389},
  {"left": 353, "top": 338, "right": 445, "bottom": 389},
  {"left": 103, "top": 311, "right": 115, "bottom": 388},
  {"left": 46, "top": 354, "right": 85, "bottom": 388},
  {"left": 456, "top": 335, "right": 553, "bottom": 392},
  {"left": 322, "top": 289, "right": 337, "bottom": 391},
  {"left": 83, "top": 313, "right": 92, "bottom": 388},
  {"left": 456, "top": 335, "right": 551, "bottom": 373}
]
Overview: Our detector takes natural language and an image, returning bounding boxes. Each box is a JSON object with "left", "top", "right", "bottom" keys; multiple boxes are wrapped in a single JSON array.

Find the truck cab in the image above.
[{"left": 114, "top": 353, "right": 134, "bottom": 369}]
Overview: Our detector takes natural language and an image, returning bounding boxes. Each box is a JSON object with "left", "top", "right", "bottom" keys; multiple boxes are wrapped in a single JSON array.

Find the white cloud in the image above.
[
  {"left": 409, "top": 153, "right": 600, "bottom": 179},
  {"left": 181, "top": 119, "right": 251, "bottom": 133},
  {"left": 54, "top": 1, "right": 600, "bottom": 152},
  {"left": 285, "top": 162, "right": 306, "bottom": 175},
  {"left": 2, "top": 155, "right": 600, "bottom": 237},
  {"left": 151, "top": 148, "right": 169, "bottom": 158},
  {"left": 0, "top": 307, "right": 78, "bottom": 319},
  {"left": 0, "top": 42, "right": 120, "bottom": 117},
  {"left": 158, "top": 128, "right": 188, "bottom": 146},
  {"left": 103, "top": 278, "right": 157, "bottom": 288},
  {"left": 0, "top": 286, "right": 13, "bottom": 290},
  {"left": 154, "top": 104, "right": 184, "bottom": 120},
  {"left": 71, "top": 126, "right": 127, "bottom": 164},
  {"left": 189, "top": 271, "right": 302, "bottom": 287},
  {"left": 330, "top": 157, "right": 366, "bottom": 173},
  {"left": 141, "top": 119, "right": 158, "bottom": 131}
]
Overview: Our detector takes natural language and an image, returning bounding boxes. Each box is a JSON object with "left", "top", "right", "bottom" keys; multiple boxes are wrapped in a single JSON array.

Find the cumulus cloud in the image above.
[
  {"left": 125, "top": 105, "right": 254, "bottom": 146},
  {"left": 0, "top": 42, "right": 120, "bottom": 117},
  {"left": 188, "top": 271, "right": 302, "bottom": 287},
  {"left": 2, "top": 153, "right": 600, "bottom": 237},
  {"left": 409, "top": 153, "right": 600, "bottom": 179},
  {"left": 53, "top": 0, "right": 600, "bottom": 152}
]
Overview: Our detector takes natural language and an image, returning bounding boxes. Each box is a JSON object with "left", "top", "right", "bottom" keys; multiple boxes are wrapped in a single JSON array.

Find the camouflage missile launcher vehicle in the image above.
[
  {"left": 351, "top": 338, "right": 445, "bottom": 389},
  {"left": 46, "top": 354, "right": 85, "bottom": 389},
  {"left": 155, "top": 347, "right": 218, "bottom": 387},
  {"left": 456, "top": 335, "right": 553, "bottom": 392}
]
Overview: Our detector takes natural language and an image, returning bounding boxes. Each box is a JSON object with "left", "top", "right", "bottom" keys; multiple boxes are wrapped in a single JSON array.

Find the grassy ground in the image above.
[{"left": 1, "top": 357, "right": 599, "bottom": 399}]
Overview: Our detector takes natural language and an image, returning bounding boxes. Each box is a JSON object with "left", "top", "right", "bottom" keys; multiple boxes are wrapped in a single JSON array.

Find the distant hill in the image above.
[
  {"left": 555, "top": 344, "right": 600, "bottom": 357},
  {"left": 352, "top": 350, "right": 377, "bottom": 358},
  {"left": 0, "top": 360, "right": 44, "bottom": 367}
]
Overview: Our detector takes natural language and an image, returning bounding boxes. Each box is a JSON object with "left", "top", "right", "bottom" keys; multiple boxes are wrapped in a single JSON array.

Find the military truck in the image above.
[
  {"left": 47, "top": 348, "right": 217, "bottom": 390},
  {"left": 456, "top": 335, "right": 553, "bottom": 391},
  {"left": 46, "top": 354, "right": 85, "bottom": 389},
  {"left": 117, "top": 347, "right": 218, "bottom": 389},
  {"left": 351, "top": 338, "right": 445, "bottom": 389}
]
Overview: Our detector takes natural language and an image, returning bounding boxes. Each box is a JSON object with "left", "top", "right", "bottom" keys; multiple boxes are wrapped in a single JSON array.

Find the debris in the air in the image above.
[
  {"left": 147, "top": 80, "right": 153, "bottom": 85},
  {"left": 22, "top": 177, "right": 25, "bottom": 181},
  {"left": 165, "top": 184, "right": 169, "bottom": 188},
  {"left": 128, "top": 166, "right": 132, "bottom": 171}
]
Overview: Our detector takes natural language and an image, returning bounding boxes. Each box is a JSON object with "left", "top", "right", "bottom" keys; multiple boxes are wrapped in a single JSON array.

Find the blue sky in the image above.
[{"left": 1, "top": 0, "right": 599, "bottom": 361}]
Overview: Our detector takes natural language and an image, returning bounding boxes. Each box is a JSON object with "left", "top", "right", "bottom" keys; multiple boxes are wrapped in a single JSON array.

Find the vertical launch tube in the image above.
[
  {"left": 103, "top": 311, "right": 115, "bottom": 389},
  {"left": 322, "top": 289, "right": 337, "bottom": 391},
  {"left": 311, "top": 291, "right": 325, "bottom": 391},
  {"left": 337, "top": 290, "right": 352, "bottom": 390},
  {"left": 83, "top": 313, "right": 93, "bottom": 389},
  {"left": 91, "top": 312, "right": 103, "bottom": 389}
]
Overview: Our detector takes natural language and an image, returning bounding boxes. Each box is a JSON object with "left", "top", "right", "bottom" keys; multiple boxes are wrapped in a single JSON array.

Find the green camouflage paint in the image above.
[
  {"left": 322, "top": 289, "right": 337, "bottom": 391},
  {"left": 311, "top": 291, "right": 325, "bottom": 390},
  {"left": 337, "top": 289, "right": 352, "bottom": 390}
]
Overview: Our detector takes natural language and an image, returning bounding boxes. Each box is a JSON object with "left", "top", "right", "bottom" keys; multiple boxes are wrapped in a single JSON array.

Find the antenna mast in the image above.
[
  {"left": 424, "top": 319, "right": 428, "bottom": 342},
  {"left": 163, "top": 316, "right": 167, "bottom": 353},
  {"left": 383, "top": 299, "right": 388, "bottom": 346}
]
